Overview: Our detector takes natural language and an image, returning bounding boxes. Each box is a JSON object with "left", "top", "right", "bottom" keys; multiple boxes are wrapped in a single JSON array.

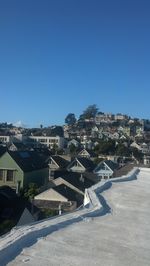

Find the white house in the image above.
[
  {"left": 94, "top": 160, "right": 119, "bottom": 180},
  {"left": 0, "top": 135, "right": 12, "bottom": 144}
]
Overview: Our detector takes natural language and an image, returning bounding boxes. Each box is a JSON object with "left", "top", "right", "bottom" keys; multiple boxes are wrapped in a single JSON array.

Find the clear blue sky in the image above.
[{"left": 0, "top": 0, "right": 150, "bottom": 127}]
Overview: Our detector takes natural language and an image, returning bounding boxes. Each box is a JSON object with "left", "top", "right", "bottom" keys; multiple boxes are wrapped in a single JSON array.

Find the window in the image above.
[
  {"left": 0, "top": 170, "right": 4, "bottom": 181},
  {"left": 50, "top": 170, "right": 54, "bottom": 177},
  {"left": 49, "top": 139, "right": 57, "bottom": 143},
  {"left": 6, "top": 170, "right": 14, "bottom": 182},
  {"left": 39, "top": 138, "right": 47, "bottom": 143}
]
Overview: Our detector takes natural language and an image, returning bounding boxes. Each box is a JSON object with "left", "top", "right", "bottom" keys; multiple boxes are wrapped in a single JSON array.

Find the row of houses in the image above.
[
  {"left": 0, "top": 146, "right": 124, "bottom": 211},
  {"left": 1, "top": 132, "right": 150, "bottom": 158},
  {"left": 0, "top": 149, "right": 119, "bottom": 189},
  {"left": 64, "top": 125, "right": 144, "bottom": 141}
]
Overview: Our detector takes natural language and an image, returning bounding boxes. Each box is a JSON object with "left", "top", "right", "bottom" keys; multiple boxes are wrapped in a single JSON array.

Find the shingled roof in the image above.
[
  {"left": 8, "top": 151, "right": 48, "bottom": 172},
  {"left": 94, "top": 160, "right": 119, "bottom": 174},
  {"left": 53, "top": 184, "right": 84, "bottom": 203},
  {"left": 50, "top": 156, "right": 70, "bottom": 169},
  {"left": 54, "top": 171, "right": 95, "bottom": 192},
  {"left": 67, "top": 157, "right": 96, "bottom": 172},
  {"left": 0, "top": 146, "right": 7, "bottom": 157},
  {"left": 104, "top": 160, "right": 119, "bottom": 171}
]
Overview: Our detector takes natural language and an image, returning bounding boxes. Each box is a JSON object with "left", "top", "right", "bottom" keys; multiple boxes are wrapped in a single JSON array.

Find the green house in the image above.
[{"left": 0, "top": 151, "right": 49, "bottom": 192}]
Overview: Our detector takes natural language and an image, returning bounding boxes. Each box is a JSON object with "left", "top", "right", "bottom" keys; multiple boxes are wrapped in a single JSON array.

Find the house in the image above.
[
  {"left": 48, "top": 155, "right": 70, "bottom": 179},
  {"left": 77, "top": 148, "right": 96, "bottom": 159},
  {"left": 67, "top": 139, "right": 80, "bottom": 148},
  {"left": 111, "top": 132, "right": 120, "bottom": 140},
  {"left": 0, "top": 135, "right": 13, "bottom": 144},
  {"left": 98, "top": 132, "right": 104, "bottom": 139},
  {"left": 122, "top": 127, "right": 131, "bottom": 137},
  {"left": 115, "top": 114, "right": 128, "bottom": 121},
  {"left": 0, "top": 151, "right": 49, "bottom": 191},
  {"left": 52, "top": 171, "right": 95, "bottom": 194},
  {"left": 8, "top": 142, "right": 28, "bottom": 151},
  {"left": 119, "top": 134, "right": 127, "bottom": 140},
  {"left": 95, "top": 113, "right": 114, "bottom": 124},
  {"left": 140, "top": 143, "right": 150, "bottom": 154},
  {"left": 143, "top": 155, "right": 150, "bottom": 166},
  {"left": 67, "top": 157, "right": 95, "bottom": 173},
  {"left": 80, "top": 139, "right": 91, "bottom": 149},
  {"left": 34, "top": 184, "right": 84, "bottom": 211},
  {"left": 94, "top": 160, "right": 119, "bottom": 180},
  {"left": 131, "top": 142, "right": 149, "bottom": 154},
  {"left": 91, "top": 126, "right": 99, "bottom": 138}
]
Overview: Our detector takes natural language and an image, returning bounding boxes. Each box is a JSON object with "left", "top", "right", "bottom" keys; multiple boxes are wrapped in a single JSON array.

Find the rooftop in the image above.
[
  {"left": 0, "top": 168, "right": 150, "bottom": 266},
  {"left": 8, "top": 151, "right": 48, "bottom": 172}
]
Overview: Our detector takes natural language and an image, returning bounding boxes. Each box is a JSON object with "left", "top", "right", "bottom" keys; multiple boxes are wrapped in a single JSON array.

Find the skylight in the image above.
[{"left": 19, "top": 152, "right": 30, "bottom": 158}]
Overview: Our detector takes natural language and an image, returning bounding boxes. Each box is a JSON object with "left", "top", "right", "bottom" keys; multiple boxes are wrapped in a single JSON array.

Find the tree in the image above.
[
  {"left": 24, "top": 183, "right": 39, "bottom": 200},
  {"left": 116, "top": 144, "right": 131, "bottom": 157},
  {"left": 94, "top": 140, "right": 116, "bottom": 155},
  {"left": 51, "top": 126, "right": 64, "bottom": 137},
  {"left": 51, "top": 143, "right": 59, "bottom": 155},
  {"left": 79, "top": 104, "right": 99, "bottom": 120},
  {"left": 69, "top": 143, "right": 78, "bottom": 155},
  {"left": 131, "top": 147, "right": 143, "bottom": 162},
  {"left": 65, "top": 113, "right": 76, "bottom": 126}
]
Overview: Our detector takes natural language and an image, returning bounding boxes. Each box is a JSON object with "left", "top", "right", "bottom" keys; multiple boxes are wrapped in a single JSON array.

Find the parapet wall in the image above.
[
  {"left": 0, "top": 167, "right": 139, "bottom": 266},
  {"left": 84, "top": 167, "right": 139, "bottom": 209}
]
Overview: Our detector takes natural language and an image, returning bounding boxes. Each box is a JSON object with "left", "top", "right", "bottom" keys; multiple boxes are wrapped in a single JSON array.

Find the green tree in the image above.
[
  {"left": 79, "top": 104, "right": 99, "bottom": 120},
  {"left": 65, "top": 113, "right": 76, "bottom": 126},
  {"left": 94, "top": 140, "right": 116, "bottom": 155},
  {"left": 69, "top": 143, "right": 78, "bottom": 155},
  {"left": 51, "top": 143, "right": 59, "bottom": 155},
  {"left": 24, "top": 183, "right": 39, "bottom": 200},
  {"left": 116, "top": 144, "right": 131, "bottom": 157}
]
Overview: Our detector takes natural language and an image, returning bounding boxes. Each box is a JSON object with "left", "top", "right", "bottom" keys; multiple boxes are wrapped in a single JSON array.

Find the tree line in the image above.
[{"left": 65, "top": 104, "right": 99, "bottom": 126}]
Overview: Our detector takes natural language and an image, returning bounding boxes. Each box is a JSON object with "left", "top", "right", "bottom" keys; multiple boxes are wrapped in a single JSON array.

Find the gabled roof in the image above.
[
  {"left": 50, "top": 156, "right": 69, "bottom": 169},
  {"left": 34, "top": 148, "right": 53, "bottom": 162},
  {"left": 54, "top": 171, "right": 95, "bottom": 192},
  {"left": 94, "top": 160, "right": 119, "bottom": 173},
  {"left": 104, "top": 160, "right": 119, "bottom": 171},
  {"left": 8, "top": 142, "right": 27, "bottom": 151},
  {"left": 67, "top": 157, "right": 95, "bottom": 172},
  {"left": 67, "top": 139, "right": 80, "bottom": 146},
  {"left": 53, "top": 184, "right": 84, "bottom": 202},
  {"left": 78, "top": 149, "right": 96, "bottom": 158},
  {"left": 7, "top": 151, "right": 48, "bottom": 172},
  {"left": 76, "top": 157, "right": 96, "bottom": 171}
]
